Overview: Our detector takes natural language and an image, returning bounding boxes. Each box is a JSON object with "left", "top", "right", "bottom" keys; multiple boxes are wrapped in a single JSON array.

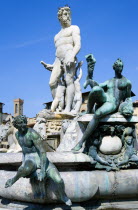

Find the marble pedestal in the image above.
[
  {"left": 57, "top": 113, "right": 138, "bottom": 152},
  {"left": 0, "top": 113, "right": 138, "bottom": 209},
  {"left": 1, "top": 153, "right": 138, "bottom": 206}
]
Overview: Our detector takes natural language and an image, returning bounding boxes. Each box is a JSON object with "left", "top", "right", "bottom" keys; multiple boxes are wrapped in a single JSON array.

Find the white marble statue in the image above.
[
  {"left": 71, "top": 62, "right": 83, "bottom": 114},
  {"left": 0, "top": 116, "right": 21, "bottom": 153},
  {"left": 33, "top": 117, "right": 47, "bottom": 139},
  {"left": 51, "top": 75, "right": 66, "bottom": 112},
  {"left": 41, "top": 6, "right": 81, "bottom": 112}
]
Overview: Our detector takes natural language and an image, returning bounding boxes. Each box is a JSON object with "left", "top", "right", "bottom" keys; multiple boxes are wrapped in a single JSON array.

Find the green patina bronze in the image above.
[
  {"left": 5, "top": 115, "right": 72, "bottom": 206},
  {"left": 72, "top": 58, "right": 134, "bottom": 152},
  {"left": 83, "top": 54, "right": 96, "bottom": 89}
]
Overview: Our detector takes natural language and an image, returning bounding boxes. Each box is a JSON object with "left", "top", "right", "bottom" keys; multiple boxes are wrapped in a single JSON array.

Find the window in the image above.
[{"left": 15, "top": 104, "right": 18, "bottom": 113}]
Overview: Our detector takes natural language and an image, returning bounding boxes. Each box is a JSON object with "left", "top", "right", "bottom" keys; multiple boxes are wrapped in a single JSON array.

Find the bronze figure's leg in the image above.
[
  {"left": 72, "top": 96, "right": 117, "bottom": 151},
  {"left": 87, "top": 86, "right": 106, "bottom": 113},
  {"left": 47, "top": 164, "right": 72, "bottom": 206},
  {"left": 5, "top": 160, "right": 36, "bottom": 188}
]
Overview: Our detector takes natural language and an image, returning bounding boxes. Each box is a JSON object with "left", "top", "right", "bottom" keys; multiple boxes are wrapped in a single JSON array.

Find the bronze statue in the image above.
[
  {"left": 5, "top": 115, "right": 72, "bottom": 206},
  {"left": 72, "top": 58, "right": 133, "bottom": 151},
  {"left": 83, "top": 54, "right": 96, "bottom": 89},
  {"left": 118, "top": 127, "right": 138, "bottom": 167}
]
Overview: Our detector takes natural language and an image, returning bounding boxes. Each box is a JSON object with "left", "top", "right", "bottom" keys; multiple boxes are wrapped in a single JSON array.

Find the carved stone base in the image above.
[
  {"left": 1, "top": 153, "right": 138, "bottom": 205},
  {"left": 77, "top": 113, "right": 138, "bottom": 171},
  {"left": 1, "top": 168, "right": 138, "bottom": 204},
  {"left": 1, "top": 198, "right": 138, "bottom": 210}
]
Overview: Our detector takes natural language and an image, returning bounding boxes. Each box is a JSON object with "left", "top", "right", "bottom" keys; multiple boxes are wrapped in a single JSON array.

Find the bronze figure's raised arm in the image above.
[{"left": 83, "top": 54, "right": 97, "bottom": 89}]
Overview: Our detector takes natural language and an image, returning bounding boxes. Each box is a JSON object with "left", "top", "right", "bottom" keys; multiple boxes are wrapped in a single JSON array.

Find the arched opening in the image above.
[{"left": 15, "top": 104, "right": 18, "bottom": 114}]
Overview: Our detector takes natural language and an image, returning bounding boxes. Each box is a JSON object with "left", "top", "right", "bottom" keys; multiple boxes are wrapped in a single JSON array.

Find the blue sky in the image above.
[{"left": 0, "top": 0, "right": 138, "bottom": 117}]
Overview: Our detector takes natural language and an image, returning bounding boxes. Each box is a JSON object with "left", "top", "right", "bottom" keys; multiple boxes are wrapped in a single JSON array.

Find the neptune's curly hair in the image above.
[
  {"left": 13, "top": 115, "right": 27, "bottom": 127},
  {"left": 57, "top": 5, "right": 71, "bottom": 20}
]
